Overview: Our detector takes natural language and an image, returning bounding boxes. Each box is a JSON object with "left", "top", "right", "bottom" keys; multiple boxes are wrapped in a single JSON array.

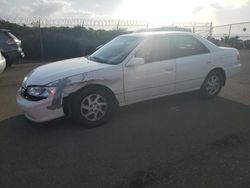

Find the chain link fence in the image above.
[
  {"left": 211, "top": 22, "right": 250, "bottom": 49},
  {"left": 0, "top": 16, "right": 212, "bottom": 35},
  {"left": 2, "top": 16, "right": 250, "bottom": 40},
  {"left": 212, "top": 22, "right": 250, "bottom": 40},
  {"left": 0, "top": 16, "right": 219, "bottom": 60},
  {"left": 3, "top": 16, "right": 249, "bottom": 58}
]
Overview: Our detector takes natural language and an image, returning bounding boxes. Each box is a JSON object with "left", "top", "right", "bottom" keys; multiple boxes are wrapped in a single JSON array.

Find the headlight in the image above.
[
  {"left": 22, "top": 76, "right": 28, "bottom": 85},
  {"left": 27, "top": 86, "right": 56, "bottom": 98}
]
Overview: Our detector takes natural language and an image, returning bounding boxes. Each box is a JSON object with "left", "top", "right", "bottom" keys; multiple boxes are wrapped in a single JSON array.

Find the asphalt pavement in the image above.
[{"left": 0, "top": 51, "right": 250, "bottom": 188}]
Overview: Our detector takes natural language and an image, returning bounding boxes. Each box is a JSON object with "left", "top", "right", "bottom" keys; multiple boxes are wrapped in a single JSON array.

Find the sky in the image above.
[{"left": 0, "top": 0, "right": 250, "bottom": 25}]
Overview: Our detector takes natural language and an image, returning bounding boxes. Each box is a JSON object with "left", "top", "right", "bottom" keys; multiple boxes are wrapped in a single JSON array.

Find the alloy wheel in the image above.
[{"left": 80, "top": 94, "right": 108, "bottom": 121}]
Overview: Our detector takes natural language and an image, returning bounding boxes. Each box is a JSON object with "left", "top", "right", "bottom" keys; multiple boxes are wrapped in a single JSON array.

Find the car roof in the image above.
[
  {"left": 121, "top": 31, "right": 195, "bottom": 38},
  {"left": 121, "top": 31, "right": 218, "bottom": 51}
]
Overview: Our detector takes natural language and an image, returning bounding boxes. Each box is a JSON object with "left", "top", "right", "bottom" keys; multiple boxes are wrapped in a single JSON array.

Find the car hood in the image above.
[{"left": 25, "top": 57, "right": 113, "bottom": 85}]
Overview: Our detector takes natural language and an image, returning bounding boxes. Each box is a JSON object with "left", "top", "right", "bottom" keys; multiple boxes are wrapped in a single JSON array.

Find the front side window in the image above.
[
  {"left": 173, "top": 35, "right": 210, "bottom": 58},
  {"left": 135, "top": 36, "right": 173, "bottom": 63},
  {"left": 89, "top": 36, "right": 143, "bottom": 65}
]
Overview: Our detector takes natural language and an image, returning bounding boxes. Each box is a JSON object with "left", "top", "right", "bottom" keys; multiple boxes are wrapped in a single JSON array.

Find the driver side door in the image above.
[{"left": 124, "top": 36, "right": 176, "bottom": 104}]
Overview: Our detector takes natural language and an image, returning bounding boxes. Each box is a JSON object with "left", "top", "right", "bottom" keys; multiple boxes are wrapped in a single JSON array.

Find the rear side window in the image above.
[
  {"left": 173, "top": 35, "right": 210, "bottom": 58},
  {"left": 0, "top": 32, "right": 8, "bottom": 43},
  {"left": 136, "top": 36, "right": 173, "bottom": 63}
]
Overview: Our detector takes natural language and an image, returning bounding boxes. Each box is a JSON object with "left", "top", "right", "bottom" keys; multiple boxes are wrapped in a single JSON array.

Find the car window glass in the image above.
[
  {"left": 0, "top": 32, "right": 8, "bottom": 43},
  {"left": 90, "top": 36, "right": 142, "bottom": 65},
  {"left": 173, "top": 35, "right": 210, "bottom": 58},
  {"left": 136, "top": 36, "right": 173, "bottom": 63}
]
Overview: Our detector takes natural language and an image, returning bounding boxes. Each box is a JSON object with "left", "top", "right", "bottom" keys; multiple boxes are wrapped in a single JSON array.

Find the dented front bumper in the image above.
[{"left": 16, "top": 93, "right": 64, "bottom": 122}]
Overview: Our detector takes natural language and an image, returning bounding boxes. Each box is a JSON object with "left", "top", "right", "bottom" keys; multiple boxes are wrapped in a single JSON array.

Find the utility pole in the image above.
[
  {"left": 117, "top": 20, "right": 120, "bottom": 31},
  {"left": 228, "top": 24, "right": 232, "bottom": 38},
  {"left": 39, "top": 20, "right": 44, "bottom": 61},
  {"left": 192, "top": 23, "right": 196, "bottom": 33},
  {"left": 209, "top": 22, "right": 213, "bottom": 37}
]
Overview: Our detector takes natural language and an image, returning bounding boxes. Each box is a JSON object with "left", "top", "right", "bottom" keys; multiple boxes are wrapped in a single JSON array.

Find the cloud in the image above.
[
  {"left": 0, "top": 0, "right": 98, "bottom": 18},
  {"left": 61, "top": 10, "right": 97, "bottom": 18},
  {"left": 192, "top": 6, "right": 204, "bottom": 14},
  {"left": 30, "top": 0, "right": 71, "bottom": 17},
  {"left": 210, "top": 1, "right": 250, "bottom": 25},
  {"left": 209, "top": 3, "right": 222, "bottom": 9},
  {"left": 0, "top": 0, "right": 250, "bottom": 26}
]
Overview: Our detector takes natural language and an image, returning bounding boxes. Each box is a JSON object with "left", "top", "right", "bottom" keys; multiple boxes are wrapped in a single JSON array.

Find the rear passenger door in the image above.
[{"left": 173, "top": 35, "right": 212, "bottom": 92}]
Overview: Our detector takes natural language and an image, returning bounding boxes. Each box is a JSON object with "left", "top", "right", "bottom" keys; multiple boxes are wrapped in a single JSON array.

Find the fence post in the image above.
[
  {"left": 228, "top": 24, "right": 232, "bottom": 38},
  {"left": 209, "top": 22, "right": 213, "bottom": 37},
  {"left": 38, "top": 20, "right": 44, "bottom": 61},
  {"left": 39, "top": 20, "right": 44, "bottom": 61},
  {"left": 117, "top": 20, "right": 120, "bottom": 31}
]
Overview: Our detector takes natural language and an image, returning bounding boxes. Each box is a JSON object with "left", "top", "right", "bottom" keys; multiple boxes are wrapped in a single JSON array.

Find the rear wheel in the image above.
[
  {"left": 71, "top": 87, "right": 117, "bottom": 127},
  {"left": 200, "top": 70, "right": 224, "bottom": 99},
  {"left": 6, "top": 60, "right": 12, "bottom": 67}
]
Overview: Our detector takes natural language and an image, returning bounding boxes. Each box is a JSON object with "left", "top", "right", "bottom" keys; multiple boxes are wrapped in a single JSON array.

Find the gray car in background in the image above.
[{"left": 0, "top": 29, "right": 24, "bottom": 67}]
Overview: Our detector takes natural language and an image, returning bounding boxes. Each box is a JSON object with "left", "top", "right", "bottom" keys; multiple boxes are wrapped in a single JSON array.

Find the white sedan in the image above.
[
  {"left": 0, "top": 51, "right": 6, "bottom": 73},
  {"left": 17, "top": 31, "right": 241, "bottom": 127}
]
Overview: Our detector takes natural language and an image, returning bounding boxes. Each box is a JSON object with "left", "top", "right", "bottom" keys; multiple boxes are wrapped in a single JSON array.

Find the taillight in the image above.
[
  {"left": 6, "top": 38, "right": 15, "bottom": 45},
  {"left": 237, "top": 54, "right": 240, "bottom": 61}
]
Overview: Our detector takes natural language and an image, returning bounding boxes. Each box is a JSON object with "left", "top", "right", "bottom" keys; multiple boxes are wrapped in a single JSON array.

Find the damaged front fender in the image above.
[{"left": 46, "top": 69, "right": 124, "bottom": 111}]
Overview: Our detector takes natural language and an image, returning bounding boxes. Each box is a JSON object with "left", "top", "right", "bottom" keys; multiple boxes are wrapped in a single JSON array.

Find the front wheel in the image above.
[
  {"left": 71, "top": 87, "right": 117, "bottom": 127},
  {"left": 200, "top": 70, "right": 224, "bottom": 99}
]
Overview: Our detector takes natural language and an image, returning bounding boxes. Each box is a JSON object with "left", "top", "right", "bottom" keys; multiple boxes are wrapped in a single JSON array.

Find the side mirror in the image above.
[{"left": 126, "top": 57, "right": 145, "bottom": 67}]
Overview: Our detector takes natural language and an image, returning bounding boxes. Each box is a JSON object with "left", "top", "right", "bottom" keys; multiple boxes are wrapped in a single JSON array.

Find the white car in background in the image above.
[
  {"left": 0, "top": 51, "right": 6, "bottom": 73},
  {"left": 17, "top": 31, "right": 241, "bottom": 127}
]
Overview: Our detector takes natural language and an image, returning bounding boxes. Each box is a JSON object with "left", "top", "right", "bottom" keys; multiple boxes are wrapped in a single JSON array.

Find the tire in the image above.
[
  {"left": 71, "top": 86, "right": 118, "bottom": 127},
  {"left": 200, "top": 70, "right": 224, "bottom": 99},
  {"left": 6, "top": 60, "right": 12, "bottom": 67},
  {"left": 2, "top": 54, "right": 12, "bottom": 67}
]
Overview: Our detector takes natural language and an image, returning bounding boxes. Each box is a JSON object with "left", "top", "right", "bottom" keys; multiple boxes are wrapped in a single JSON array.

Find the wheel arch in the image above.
[
  {"left": 63, "top": 83, "right": 119, "bottom": 117},
  {"left": 207, "top": 67, "right": 226, "bottom": 86}
]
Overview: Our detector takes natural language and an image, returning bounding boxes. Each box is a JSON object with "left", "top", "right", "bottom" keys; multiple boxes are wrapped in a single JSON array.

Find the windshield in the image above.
[{"left": 89, "top": 36, "right": 143, "bottom": 65}]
